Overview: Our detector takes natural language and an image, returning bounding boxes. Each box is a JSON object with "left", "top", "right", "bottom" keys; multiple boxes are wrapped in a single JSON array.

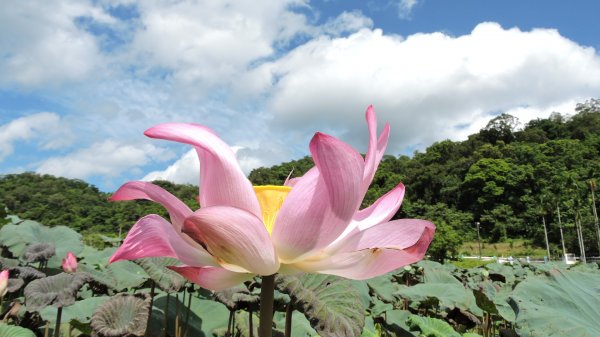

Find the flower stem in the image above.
[
  {"left": 54, "top": 306, "right": 62, "bottom": 337},
  {"left": 258, "top": 274, "right": 275, "bottom": 337},
  {"left": 285, "top": 302, "right": 293, "bottom": 337}
]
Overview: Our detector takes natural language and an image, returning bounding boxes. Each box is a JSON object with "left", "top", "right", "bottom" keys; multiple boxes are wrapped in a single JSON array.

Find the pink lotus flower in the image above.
[
  {"left": 109, "top": 106, "right": 435, "bottom": 290},
  {"left": 0, "top": 269, "right": 8, "bottom": 297},
  {"left": 62, "top": 252, "right": 78, "bottom": 273}
]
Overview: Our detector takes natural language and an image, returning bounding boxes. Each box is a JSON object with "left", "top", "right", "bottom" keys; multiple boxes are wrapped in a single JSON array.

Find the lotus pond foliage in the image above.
[{"left": 0, "top": 215, "right": 599, "bottom": 336}]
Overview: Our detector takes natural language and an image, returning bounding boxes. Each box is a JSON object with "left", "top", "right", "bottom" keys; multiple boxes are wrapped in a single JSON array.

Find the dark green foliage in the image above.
[{"left": 0, "top": 174, "right": 198, "bottom": 237}]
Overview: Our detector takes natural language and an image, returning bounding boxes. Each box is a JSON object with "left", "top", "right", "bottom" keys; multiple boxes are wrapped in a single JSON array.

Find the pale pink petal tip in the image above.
[{"left": 169, "top": 266, "right": 253, "bottom": 291}]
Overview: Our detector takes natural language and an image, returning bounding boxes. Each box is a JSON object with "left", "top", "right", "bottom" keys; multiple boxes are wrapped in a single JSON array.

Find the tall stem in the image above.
[
  {"left": 285, "top": 302, "right": 293, "bottom": 337},
  {"left": 146, "top": 282, "right": 156, "bottom": 337},
  {"left": 54, "top": 306, "right": 62, "bottom": 337},
  {"left": 258, "top": 274, "right": 275, "bottom": 337}
]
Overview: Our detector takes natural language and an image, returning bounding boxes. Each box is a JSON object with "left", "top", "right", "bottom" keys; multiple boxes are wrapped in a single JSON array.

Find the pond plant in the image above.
[{"left": 0, "top": 107, "right": 598, "bottom": 337}]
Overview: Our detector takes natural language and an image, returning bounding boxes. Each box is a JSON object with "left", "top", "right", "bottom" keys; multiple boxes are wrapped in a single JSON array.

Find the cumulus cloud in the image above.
[
  {"left": 254, "top": 22, "right": 600, "bottom": 154},
  {"left": 125, "top": 0, "right": 310, "bottom": 94},
  {"left": 36, "top": 140, "right": 174, "bottom": 179},
  {"left": 0, "top": 0, "right": 112, "bottom": 87},
  {"left": 143, "top": 149, "right": 199, "bottom": 185},
  {"left": 0, "top": 112, "right": 72, "bottom": 161},
  {"left": 142, "top": 141, "right": 295, "bottom": 185}
]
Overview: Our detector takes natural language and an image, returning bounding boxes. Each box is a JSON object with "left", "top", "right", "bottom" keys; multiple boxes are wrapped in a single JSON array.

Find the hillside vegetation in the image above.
[{"left": 2, "top": 99, "right": 600, "bottom": 261}]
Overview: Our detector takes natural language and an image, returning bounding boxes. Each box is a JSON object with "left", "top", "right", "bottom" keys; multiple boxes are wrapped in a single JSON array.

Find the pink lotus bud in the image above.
[
  {"left": 0, "top": 269, "right": 8, "bottom": 297},
  {"left": 61, "top": 252, "right": 78, "bottom": 273}
]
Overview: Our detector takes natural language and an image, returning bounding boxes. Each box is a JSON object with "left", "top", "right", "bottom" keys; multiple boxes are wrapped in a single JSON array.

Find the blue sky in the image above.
[{"left": 1, "top": 0, "right": 600, "bottom": 191}]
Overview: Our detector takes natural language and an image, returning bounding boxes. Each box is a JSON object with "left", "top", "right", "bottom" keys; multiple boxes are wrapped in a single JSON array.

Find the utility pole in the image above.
[
  {"left": 542, "top": 215, "right": 551, "bottom": 259},
  {"left": 557, "top": 204, "right": 567, "bottom": 260},
  {"left": 476, "top": 221, "right": 482, "bottom": 260},
  {"left": 589, "top": 180, "right": 600, "bottom": 256}
]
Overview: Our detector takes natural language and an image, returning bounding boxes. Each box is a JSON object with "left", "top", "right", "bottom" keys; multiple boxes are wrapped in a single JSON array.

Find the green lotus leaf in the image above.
[
  {"left": 91, "top": 294, "right": 150, "bottom": 337},
  {"left": 78, "top": 246, "right": 116, "bottom": 269},
  {"left": 382, "top": 309, "right": 416, "bottom": 336},
  {"left": 39, "top": 296, "right": 110, "bottom": 324},
  {"left": 398, "top": 268, "right": 483, "bottom": 317},
  {"left": 0, "top": 220, "right": 83, "bottom": 268},
  {"left": 105, "top": 260, "right": 147, "bottom": 291},
  {"left": 0, "top": 323, "right": 36, "bottom": 337},
  {"left": 370, "top": 297, "right": 394, "bottom": 317},
  {"left": 134, "top": 257, "right": 186, "bottom": 293},
  {"left": 148, "top": 293, "right": 230, "bottom": 337},
  {"left": 24, "top": 272, "right": 90, "bottom": 311},
  {"left": 407, "top": 315, "right": 462, "bottom": 337},
  {"left": 272, "top": 309, "right": 317, "bottom": 337},
  {"left": 275, "top": 273, "right": 366, "bottom": 337},
  {"left": 0, "top": 257, "right": 20, "bottom": 269},
  {"left": 484, "top": 263, "right": 516, "bottom": 284},
  {"left": 510, "top": 269, "right": 600, "bottom": 336},
  {"left": 360, "top": 316, "right": 379, "bottom": 337},
  {"left": 463, "top": 333, "right": 484, "bottom": 337},
  {"left": 22, "top": 242, "right": 55, "bottom": 263},
  {"left": 367, "top": 272, "right": 399, "bottom": 303}
]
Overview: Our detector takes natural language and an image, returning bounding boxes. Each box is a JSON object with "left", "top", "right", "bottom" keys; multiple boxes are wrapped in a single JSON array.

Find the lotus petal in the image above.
[{"left": 144, "top": 123, "right": 261, "bottom": 216}]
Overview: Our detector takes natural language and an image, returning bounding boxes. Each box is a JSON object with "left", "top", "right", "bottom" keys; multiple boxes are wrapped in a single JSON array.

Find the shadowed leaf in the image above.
[
  {"left": 135, "top": 257, "right": 186, "bottom": 292},
  {"left": 214, "top": 285, "right": 260, "bottom": 311},
  {"left": 24, "top": 272, "right": 90, "bottom": 311},
  {"left": 91, "top": 293, "right": 150, "bottom": 337},
  {"left": 22, "top": 242, "right": 55, "bottom": 263},
  {"left": 276, "top": 273, "right": 365, "bottom": 337}
]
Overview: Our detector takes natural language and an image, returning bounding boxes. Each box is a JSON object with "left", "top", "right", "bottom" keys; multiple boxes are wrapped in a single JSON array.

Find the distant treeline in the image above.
[{"left": 2, "top": 99, "right": 600, "bottom": 261}]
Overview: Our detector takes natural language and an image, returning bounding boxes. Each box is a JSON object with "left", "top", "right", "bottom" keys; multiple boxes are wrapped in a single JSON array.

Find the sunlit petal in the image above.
[
  {"left": 145, "top": 123, "right": 261, "bottom": 217},
  {"left": 110, "top": 181, "right": 193, "bottom": 231},
  {"left": 296, "top": 219, "right": 435, "bottom": 279},
  {"left": 109, "top": 214, "right": 216, "bottom": 267},
  {"left": 169, "top": 266, "right": 253, "bottom": 291},
  {"left": 184, "top": 206, "right": 279, "bottom": 275},
  {"left": 273, "top": 133, "right": 364, "bottom": 261}
]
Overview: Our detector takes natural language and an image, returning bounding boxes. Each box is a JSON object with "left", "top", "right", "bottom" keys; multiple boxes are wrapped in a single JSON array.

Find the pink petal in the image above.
[
  {"left": 144, "top": 123, "right": 261, "bottom": 217},
  {"left": 169, "top": 266, "right": 253, "bottom": 291},
  {"left": 329, "top": 183, "right": 405, "bottom": 248},
  {"left": 183, "top": 206, "right": 279, "bottom": 275},
  {"left": 296, "top": 219, "right": 435, "bottom": 279},
  {"left": 272, "top": 133, "right": 364, "bottom": 262},
  {"left": 362, "top": 106, "right": 390, "bottom": 194},
  {"left": 110, "top": 181, "right": 193, "bottom": 231},
  {"left": 109, "top": 214, "right": 216, "bottom": 267},
  {"left": 353, "top": 183, "right": 405, "bottom": 231}
]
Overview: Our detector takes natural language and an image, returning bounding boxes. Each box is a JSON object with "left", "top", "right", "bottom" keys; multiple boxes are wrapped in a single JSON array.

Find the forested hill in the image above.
[{"left": 1, "top": 99, "right": 600, "bottom": 260}]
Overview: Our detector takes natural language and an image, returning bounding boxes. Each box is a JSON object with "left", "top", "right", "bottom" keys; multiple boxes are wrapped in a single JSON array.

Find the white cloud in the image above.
[
  {"left": 143, "top": 149, "right": 199, "bottom": 185},
  {"left": 0, "top": 0, "right": 112, "bottom": 87},
  {"left": 142, "top": 141, "right": 295, "bottom": 185},
  {"left": 36, "top": 140, "right": 174, "bottom": 179},
  {"left": 396, "top": 0, "right": 419, "bottom": 19},
  {"left": 253, "top": 22, "right": 600, "bottom": 154},
  {"left": 125, "top": 0, "right": 311, "bottom": 95},
  {"left": 0, "top": 112, "right": 72, "bottom": 161},
  {"left": 318, "top": 11, "right": 373, "bottom": 37}
]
